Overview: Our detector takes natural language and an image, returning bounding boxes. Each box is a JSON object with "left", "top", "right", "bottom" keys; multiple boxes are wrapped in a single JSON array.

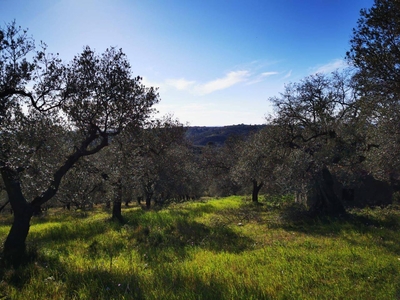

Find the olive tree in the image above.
[
  {"left": 231, "top": 127, "right": 287, "bottom": 202},
  {"left": 0, "top": 21, "right": 159, "bottom": 261},
  {"left": 200, "top": 138, "right": 241, "bottom": 197},
  {"left": 154, "top": 140, "right": 204, "bottom": 203},
  {"left": 346, "top": 0, "right": 400, "bottom": 100},
  {"left": 126, "top": 116, "right": 188, "bottom": 208},
  {"left": 269, "top": 71, "right": 363, "bottom": 215},
  {"left": 346, "top": 0, "right": 400, "bottom": 186},
  {"left": 55, "top": 156, "right": 108, "bottom": 210}
]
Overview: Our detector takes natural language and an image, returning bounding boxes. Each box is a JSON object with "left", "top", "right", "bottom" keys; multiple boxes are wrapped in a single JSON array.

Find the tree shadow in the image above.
[
  {"left": 273, "top": 205, "right": 400, "bottom": 256},
  {"left": 130, "top": 217, "right": 254, "bottom": 265},
  {"left": 211, "top": 202, "right": 266, "bottom": 225},
  {"left": 151, "top": 265, "right": 268, "bottom": 300},
  {"left": 0, "top": 255, "right": 145, "bottom": 299},
  {"left": 62, "top": 268, "right": 145, "bottom": 300}
]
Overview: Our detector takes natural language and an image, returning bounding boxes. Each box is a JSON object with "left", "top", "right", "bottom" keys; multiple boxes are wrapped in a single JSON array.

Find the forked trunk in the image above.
[{"left": 1, "top": 128, "right": 109, "bottom": 263}]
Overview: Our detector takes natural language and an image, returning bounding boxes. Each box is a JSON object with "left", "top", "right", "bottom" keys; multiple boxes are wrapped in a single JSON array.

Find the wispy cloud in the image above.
[
  {"left": 311, "top": 59, "right": 348, "bottom": 74},
  {"left": 246, "top": 71, "right": 279, "bottom": 85},
  {"left": 283, "top": 70, "right": 292, "bottom": 79},
  {"left": 261, "top": 71, "right": 279, "bottom": 77},
  {"left": 195, "top": 70, "right": 250, "bottom": 95},
  {"left": 165, "top": 78, "right": 195, "bottom": 90},
  {"left": 163, "top": 70, "right": 251, "bottom": 95},
  {"left": 158, "top": 66, "right": 282, "bottom": 94}
]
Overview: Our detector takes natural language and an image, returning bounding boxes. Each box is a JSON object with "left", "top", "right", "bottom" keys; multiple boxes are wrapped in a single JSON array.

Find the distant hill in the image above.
[{"left": 185, "top": 124, "right": 265, "bottom": 146}]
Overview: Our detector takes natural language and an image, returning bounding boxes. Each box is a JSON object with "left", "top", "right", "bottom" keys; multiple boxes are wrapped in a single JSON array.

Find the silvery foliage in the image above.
[{"left": 0, "top": 21, "right": 159, "bottom": 204}]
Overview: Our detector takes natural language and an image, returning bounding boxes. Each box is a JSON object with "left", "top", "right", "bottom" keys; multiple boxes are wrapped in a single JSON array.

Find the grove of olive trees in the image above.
[{"left": 1, "top": 0, "right": 399, "bottom": 265}]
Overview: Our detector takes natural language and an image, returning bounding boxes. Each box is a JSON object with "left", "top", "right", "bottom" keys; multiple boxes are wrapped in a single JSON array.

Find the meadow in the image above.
[{"left": 0, "top": 196, "right": 400, "bottom": 299}]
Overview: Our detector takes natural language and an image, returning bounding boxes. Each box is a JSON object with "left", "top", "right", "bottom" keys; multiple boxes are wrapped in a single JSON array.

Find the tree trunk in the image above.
[
  {"left": 112, "top": 200, "right": 123, "bottom": 222},
  {"left": 4, "top": 202, "right": 33, "bottom": 263},
  {"left": 1, "top": 128, "right": 109, "bottom": 263},
  {"left": 112, "top": 179, "right": 123, "bottom": 223},
  {"left": 251, "top": 179, "right": 263, "bottom": 202},
  {"left": 1, "top": 167, "right": 34, "bottom": 263},
  {"left": 145, "top": 193, "right": 152, "bottom": 209},
  {"left": 146, "top": 194, "right": 151, "bottom": 208},
  {"left": 310, "top": 167, "right": 346, "bottom": 216}
]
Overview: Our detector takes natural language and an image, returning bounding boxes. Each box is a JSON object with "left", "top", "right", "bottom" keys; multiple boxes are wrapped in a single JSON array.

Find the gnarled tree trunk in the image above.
[
  {"left": 4, "top": 202, "right": 33, "bottom": 262},
  {"left": 1, "top": 168, "right": 35, "bottom": 263},
  {"left": 310, "top": 167, "right": 345, "bottom": 216},
  {"left": 1, "top": 131, "right": 109, "bottom": 263}
]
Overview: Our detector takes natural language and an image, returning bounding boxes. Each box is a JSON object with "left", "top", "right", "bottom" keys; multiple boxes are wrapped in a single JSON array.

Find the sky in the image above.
[{"left": 1, "top": 0, "right": 374, "bottom": 126}]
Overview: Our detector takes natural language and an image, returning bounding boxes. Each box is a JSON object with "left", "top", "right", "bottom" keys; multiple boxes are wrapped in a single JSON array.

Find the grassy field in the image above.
[{"left": 0, "top": 196, "right": 400, "bottom": 299}]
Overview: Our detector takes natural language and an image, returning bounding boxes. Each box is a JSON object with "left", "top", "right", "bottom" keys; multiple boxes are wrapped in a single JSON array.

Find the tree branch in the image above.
[{"left": 30, "top": 130, "right": 109, "bottom": 207}]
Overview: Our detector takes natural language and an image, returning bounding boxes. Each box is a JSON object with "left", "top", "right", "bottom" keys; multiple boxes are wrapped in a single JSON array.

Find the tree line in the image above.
[{"left": 1, "top": 0, "right": 399, "bottom": 264}]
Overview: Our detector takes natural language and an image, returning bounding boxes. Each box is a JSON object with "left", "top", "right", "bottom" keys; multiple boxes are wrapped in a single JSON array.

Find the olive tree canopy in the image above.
[
  {"left": 269, "top": 71, "right": 362, "bottom": 215},
  {"left": 347, "top": 0, "right": 400, "bottom": 186},
  {"left": 0, "top": 21, "right": 159, "bottom": 261}
]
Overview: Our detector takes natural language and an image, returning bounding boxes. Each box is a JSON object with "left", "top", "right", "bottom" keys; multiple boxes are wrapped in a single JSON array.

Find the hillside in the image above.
[
  {"left": 185, "top": 124, "right": 265, "bottom": 146},
  {"left": 1, "top": 196, "right": 399, "bottom": 299}
]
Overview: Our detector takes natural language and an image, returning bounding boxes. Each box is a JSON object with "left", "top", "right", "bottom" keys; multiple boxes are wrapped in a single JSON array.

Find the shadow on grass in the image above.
[
  {"left": 211, "top": 202, "right": 266, "bottom": 225},
  {"left": 273, "top": 204, "right": 400, "bottom": 255},
  {"left": 0, "top": 214, "right": 254, "bottom": 295},
  {"left": 0, "top": 254, "right": 145, "bottom": 300},
  {"left": 152, "top": 264, "right": 268, "bottom": 300},
  {"left": 131, "top": 217, "right": 254, "bottom": 265},
  {"left": 120, "top": 207, "right": 255, "bottom": 264},
  {"left": 1, "top": 251, "right": 269, "bottom": 300},
  {"left": 63, "top": 268, "right": 145, "bottom": 300}
]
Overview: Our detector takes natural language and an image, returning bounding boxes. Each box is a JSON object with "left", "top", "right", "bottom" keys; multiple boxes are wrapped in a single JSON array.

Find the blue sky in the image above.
[{"left": 1, "top": 0, "right": 374, "bottom": 126}]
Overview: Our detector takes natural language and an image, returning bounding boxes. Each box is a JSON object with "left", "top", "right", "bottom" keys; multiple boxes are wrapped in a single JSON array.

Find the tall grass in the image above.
[{"left": 1, "top": 195, "right": 400, "bottom": 299}]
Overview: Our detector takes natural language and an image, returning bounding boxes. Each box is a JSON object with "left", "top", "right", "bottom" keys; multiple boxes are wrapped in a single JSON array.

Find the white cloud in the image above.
[
  {"left": 261, "top": 71, "right": 279, "bottom": 77},
  {"left": 163, "top": 70, "right": 250, "bottom": 95},
  {"left": 156, "top": 66, "right": 282, "bottom": 96},
  {"left": 246, "top": 71, "right": 279, "bottom": 85},
  {"left": 195, "top": 70, "right": 250, "bottom": 95},
  {"left": 165, "top": 78, "right": 195, "bottom": 90},
  {"left": 283, "top": 70, "right": 292, "bottom": 79},
  {"left": 311, "top": 59, "right": 349, "bottom": 74},
  {"left": 246, "top": 72, "right": 279, "bottom": 85},
  {"left": 141, "top": 76, "right": 164, "bottom": 89}
]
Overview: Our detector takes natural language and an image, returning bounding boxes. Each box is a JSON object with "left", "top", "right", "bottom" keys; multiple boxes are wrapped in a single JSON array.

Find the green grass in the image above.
[{"left": 1, "top": 195, "right": 400, "bottom": 299}]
